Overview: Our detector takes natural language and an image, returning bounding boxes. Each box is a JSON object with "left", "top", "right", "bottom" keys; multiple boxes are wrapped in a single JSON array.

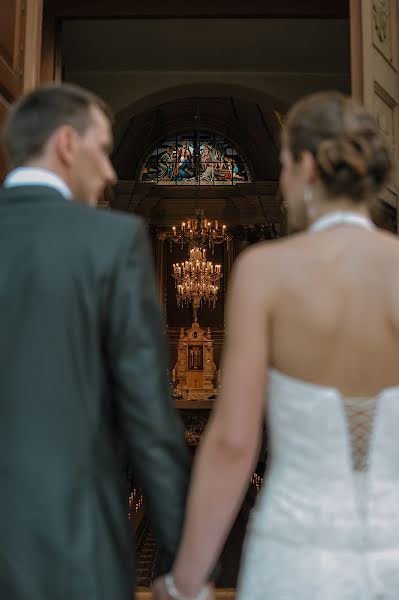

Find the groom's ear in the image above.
[{"left": 50, "top": 124, "right": 80, "bottom": 169}]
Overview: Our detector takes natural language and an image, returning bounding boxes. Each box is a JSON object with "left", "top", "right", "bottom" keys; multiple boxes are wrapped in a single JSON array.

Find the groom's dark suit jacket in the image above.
[{"left": 0, "top": 185, "right": 190, "bottom": 600}]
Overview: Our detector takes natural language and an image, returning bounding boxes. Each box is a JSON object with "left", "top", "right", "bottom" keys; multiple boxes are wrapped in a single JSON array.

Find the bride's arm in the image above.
[{"left": 170, "top": 248, "right": 270, "bottom": 597}]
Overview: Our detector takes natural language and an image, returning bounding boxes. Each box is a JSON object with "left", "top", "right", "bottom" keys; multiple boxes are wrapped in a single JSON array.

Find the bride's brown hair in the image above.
[{"left": 283, "top": 91, "right": 391, "bottom": 203}]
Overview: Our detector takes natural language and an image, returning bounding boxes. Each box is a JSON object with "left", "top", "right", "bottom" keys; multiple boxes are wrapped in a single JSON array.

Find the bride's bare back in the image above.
[{"left": 247, "top": 226, "right": 399, "bottom": 396}]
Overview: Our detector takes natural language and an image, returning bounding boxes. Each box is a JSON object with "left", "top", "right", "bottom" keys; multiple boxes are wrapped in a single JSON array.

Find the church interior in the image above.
[{"left": 1, "top": 1, "right": 398, "bottom": 597}]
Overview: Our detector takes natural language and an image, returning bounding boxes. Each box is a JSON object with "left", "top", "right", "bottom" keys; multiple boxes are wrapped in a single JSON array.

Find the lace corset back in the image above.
[
  {"left": 341, "top": 395, "right": 377, "bottom": 472},
  {"left": 238, "top": 371, "right": 399, "bottom": 599}
]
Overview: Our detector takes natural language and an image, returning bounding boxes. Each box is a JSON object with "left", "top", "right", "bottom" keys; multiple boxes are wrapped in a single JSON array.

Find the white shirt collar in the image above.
[{"left": 3, "top": 167, "right": 72, "bottom": 200}]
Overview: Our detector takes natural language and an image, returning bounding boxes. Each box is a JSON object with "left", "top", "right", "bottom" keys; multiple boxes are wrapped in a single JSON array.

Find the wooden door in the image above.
[
  {"left": 350, "top": 0, "right": 399, "bottom": 226},
  {"left": 0, "top": 0, "right": 43, "bottom": 178}
]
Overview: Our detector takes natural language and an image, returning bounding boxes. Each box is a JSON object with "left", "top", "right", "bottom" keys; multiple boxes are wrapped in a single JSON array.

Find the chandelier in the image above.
[
  {"left": 167, "top": 208, "right": 229, "bottom": 253},
  {"left": 172, "top": 247, "right": 222, "bottom": 322}
]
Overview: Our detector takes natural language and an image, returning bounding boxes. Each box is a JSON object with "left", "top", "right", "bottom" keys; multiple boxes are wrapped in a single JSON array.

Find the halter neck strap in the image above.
[{"left": 309, "top": 211, "right": 376, "bottom": 233}]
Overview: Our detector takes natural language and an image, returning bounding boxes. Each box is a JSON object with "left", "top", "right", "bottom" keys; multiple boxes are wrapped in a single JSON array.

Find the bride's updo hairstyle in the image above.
[{"left": 283, "top": 92, "right": 391, "bottom": 203}]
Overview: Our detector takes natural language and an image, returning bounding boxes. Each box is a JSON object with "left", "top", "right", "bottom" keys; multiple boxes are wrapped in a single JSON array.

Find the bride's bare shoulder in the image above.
[
  {"left": 230, "top": 235, "right": 308, "bottom": 292},
  {"left": 235, "top": 233, "right": 309, "bottom": 267}
]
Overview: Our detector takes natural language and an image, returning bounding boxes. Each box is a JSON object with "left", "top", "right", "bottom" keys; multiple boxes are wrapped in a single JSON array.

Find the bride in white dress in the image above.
[{"left": 153, "top": 92, "right": 396, "bottom": 600}]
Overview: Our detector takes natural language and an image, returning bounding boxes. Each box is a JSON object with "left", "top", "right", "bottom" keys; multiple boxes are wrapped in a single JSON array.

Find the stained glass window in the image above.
[{"left": 140, "top": 132, "right": 251, "bottom": 185}]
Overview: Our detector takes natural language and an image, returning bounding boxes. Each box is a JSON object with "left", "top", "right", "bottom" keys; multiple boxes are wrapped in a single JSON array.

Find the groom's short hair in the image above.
[{"left": 2, "top": 83, "right": 113, "bottom": 168}]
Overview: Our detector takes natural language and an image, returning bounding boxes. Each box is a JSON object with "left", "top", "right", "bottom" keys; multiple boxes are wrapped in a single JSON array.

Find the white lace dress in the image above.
[{"left": 237, "top": 368, "right": 399, "bottom": 599}]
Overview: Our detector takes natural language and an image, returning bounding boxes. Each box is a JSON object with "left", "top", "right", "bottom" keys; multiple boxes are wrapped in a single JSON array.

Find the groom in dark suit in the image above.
[{"left": 0, "top": 84, "right": 190, "bottom": 600}]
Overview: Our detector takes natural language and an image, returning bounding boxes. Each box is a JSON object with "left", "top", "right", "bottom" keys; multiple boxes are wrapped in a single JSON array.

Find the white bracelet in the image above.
[{"left": 164, "top": 573, "right": 209, "bottom": 600}]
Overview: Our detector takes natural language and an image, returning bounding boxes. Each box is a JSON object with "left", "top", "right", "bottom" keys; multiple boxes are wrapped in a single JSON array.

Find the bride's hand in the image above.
[{"left": 152, "top": 576, "right": 214, "bottom": 600}]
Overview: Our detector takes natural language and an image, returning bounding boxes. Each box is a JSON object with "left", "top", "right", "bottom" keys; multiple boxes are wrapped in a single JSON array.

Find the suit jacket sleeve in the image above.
[{"left": 105, "top": 217, "right": 190, "bottom": 572}]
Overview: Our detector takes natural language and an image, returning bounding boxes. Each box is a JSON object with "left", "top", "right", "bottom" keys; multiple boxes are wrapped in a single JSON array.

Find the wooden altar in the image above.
[{"left": 173, "top": 321, "right": 217, "bottom": 400}]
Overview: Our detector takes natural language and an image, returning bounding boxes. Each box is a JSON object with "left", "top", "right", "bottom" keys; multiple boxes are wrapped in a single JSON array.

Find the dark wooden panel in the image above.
[
  {"left": 40, "top": 8, "right": 61, "bottom": 83},
  {"left": 44, "top": 0, "right": 349, "bottom": 19},
  {"left": 0, "top": 94, "right": 10, "bottom": 180},
  {"left": 0, "top": 57, "right": 20, "bottom": 102},
  {"left": 0, "top": 0, "right": 22, "bottom": 179},
  {"left": 0, "top": 0, "right": 20, "bottom": 68},
  {"left": 0, "top": 0, "right": 43, "bottom": 178},
  {"left": 0, "top": 0, "right": 24, "bottom": 101},
  {"left": 40, "top": 10, "right": 55, "bottom": 82}
]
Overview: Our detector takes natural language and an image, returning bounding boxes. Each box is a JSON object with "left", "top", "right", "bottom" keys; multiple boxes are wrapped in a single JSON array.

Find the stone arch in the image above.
[
  {"left": 113, "top": 83, "right": 287, "bottom": 182},
  {"left": 116, "top": 82, "right": 288, "bottom": 121}
]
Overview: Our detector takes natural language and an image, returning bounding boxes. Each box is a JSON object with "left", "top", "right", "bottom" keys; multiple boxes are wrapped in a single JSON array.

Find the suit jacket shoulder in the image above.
[{"left": 69, "top": 202, "right": 144, "bottom": 242}]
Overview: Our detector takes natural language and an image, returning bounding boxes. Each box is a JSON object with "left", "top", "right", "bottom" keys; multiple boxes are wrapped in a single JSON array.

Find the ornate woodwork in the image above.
[{"left": 173, "top": 321, "right": 217, "bottom": 400}]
